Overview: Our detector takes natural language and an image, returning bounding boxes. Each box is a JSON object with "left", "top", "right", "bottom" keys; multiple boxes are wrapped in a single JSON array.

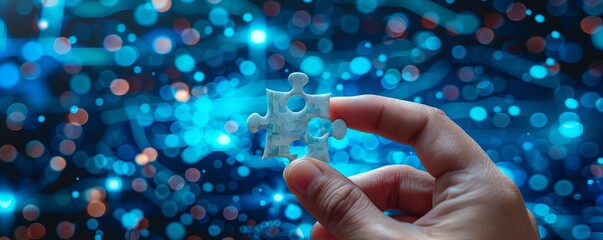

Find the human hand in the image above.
[{"left": 283, "top": 95, "right": 538, "bottom": 240}]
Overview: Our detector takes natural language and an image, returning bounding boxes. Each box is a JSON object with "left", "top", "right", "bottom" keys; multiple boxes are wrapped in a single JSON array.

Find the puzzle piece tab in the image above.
[{"left": 247, "top": 72, "right": 347, "bottom": 162}]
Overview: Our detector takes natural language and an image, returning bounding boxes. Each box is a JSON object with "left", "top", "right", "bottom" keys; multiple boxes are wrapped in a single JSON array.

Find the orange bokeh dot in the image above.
[
  {"left": 263, "top": 1, "right": 281, "bottom": 17},
  {"left": 56, "top": 221, "right": 76, "bottom": 239},
  {"left": 421, "top": 12, "right": 439, "bottom": 29},
  {"left": 476, "top": 27, "right": 495, "bottom": 44},
  {"left": 53, "top": 37, "right": 71, "bottom": 55},
  {"left": 174, "top": 89, "right": 190, "bottom": 102},
  {"left": 142, "top": 147, "right": 158, "bottom": 162},
  {"left": 132, "top": 178, "right": 148, "bottom": 193},
  {"left": 136, "top": 218, "right": 149, "bottom": 230},
  {"left": 14, "top": 226, "right": 28, "bottom": 240},
  {"left": 103, "top": 34, "right": 123, "bottom": 52},
  {"left": 86, "top": 200, "right": 106, "bottom": 218},
  {"left": 181, "top": 28, "right": 200, "bottom": 46},
  {"left": 110, "top": 79, "right": 130, "bottom": 96},
  {"left": 484, "top": 12, "right": 504, "bottom": 29},
  {"left": 580, "top": 16, "right": 603, "bottom": 34},
  {"left": 526, "top": 36, "right": 546, "bottom": 53},
  {"left": 50, "top": 156, "right": 67, "bottom": 171},
  {"left": 68, "top": 108, "right": 89, "bottom": 126},
  {"left": 63, "top": 123, "right": 83, "bottom": 139},
  {"left": 268, "top": 54, "right": 285, "bottom": 70},
  {"left": 26, "top": 141, "right": 45, "bottom": 158},
  {"left": 152, "top": 0, "right": 171, "bottom": 12},
  {"left": 185, "top": 168, "right": 201, "bottom": 182},
  {"left": 0, "top": 144, "right": 18, "bottom": 163},
  {"left": 27, "top": 223, "right": 46, "bottom": 239},
  {"left": 143, "top": 165, "right": 157, "bottom": 178},
  {"left": 506, "top": 3, "right": 526, "bottom": 21},
  {"left": 22, "top": 204, "right": 41, "bottom": 221},
  {"left": 289, "top": 41, "right": 307, "bottom": 58},
  {"left": 59, "top": 139, "right": 76, "bottom": 156},
  {"left": 86, "top": 188, "right": 106, "bottom": 201},
  {"left": 135, "top": 154, "right": 149, "bottom": 166}
]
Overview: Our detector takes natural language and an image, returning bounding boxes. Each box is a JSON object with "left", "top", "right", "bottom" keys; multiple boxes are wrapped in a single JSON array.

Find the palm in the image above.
[{"left": 282, "top": 96, "right": 538, "bottom": 240}]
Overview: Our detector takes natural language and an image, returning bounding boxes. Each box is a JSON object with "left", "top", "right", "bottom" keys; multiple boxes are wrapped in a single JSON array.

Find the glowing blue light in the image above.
[
  {"left": 535, "top": 14, "right": 545, "bottom": 23},
  {"left": 350, "top": 57, "right": 371, "bottom": 75},
  {"left": 106, "top": 177, "right": 122, "bottom": 191},
  {"left": 165, "top": 134, "right": 180, "bottom": 148},
  {"left": 239, "top": 60, "right": 257, "bottom": 76},
  {"left": 87, "top": 219, "right": 99, "bottom": 231},
  {"left": 134, "top": 4, "right": 158, "bottom": 26},
  {"left": 208, "top": 225, "right": 221, "bottom": 237},
  {"left": 115, "top": 46, "right": 138, "bottom": 67},
  {"left": 121, "top": 211, "right": 141, "bottom": 229},
  {"left": 285, "top": 204, "right": 302, "bottom": 220},
  {"left": 529, "top": 65, "right": 548, "bottom": 79},
  {"left": 530, "top": 113, "right": 548, "bottom": 127},
  {"left": 508, "top": 106, "right": 521, "bottom": 116},
  {"left": 572, "top": 225, "right": 591, "bottom": 240},
  {"left": 194, "top": 72, "right": 205, "bottom": 82},
  {"left": 250, "top": 29, "right": 267, "bottom": 44},
  {"left": 469, "top": 106, "right": 488, "bottom": 121},
  {"left": 243, "top": 13, "right": 253, "bottom": 22},
  {"left": 22, "top": 41, "right": 44, "bottom": 61},
  {"left": 217, "top": 133, "right": 231, "bottom": 145},
  {"left": 528, "top": 174, "right": 548, "bottom": 191},
  {"left": 72, "top": 191, "right": 80, "bottom": 198},
  {"left": 0, "top": 62, "right": 20, "bottom": 89},
  {"left": 551, "top": 31, "right": 561, "bottom": 38},
  {"left": 175, "top": 54, "right": 195, "bottom": 73},
  {"left": 0, "top": 193, "right": 15, "bottom": 212},
  {"left": 209, "top": 7, "right": 229, "bottom": 26},
  {"left": 451, "top": 45, "right": 466, "bottom": 59},
  {"left": 237, "top": 166, "right": 250, "bottom": 177},
  {"left": 300, "top": 56, "right": 325, "bottom": 76},
  {"left": 166, "top": 222, "right": 185, "bottom": 239},
  {"left": 38, "top": 115, "right": 45, "bottom": 123},
  {"left": 565, "top": 98, "right": 579, "bottom": 109},
  {"left": 558, "top": 121, "right": 583, "bottom": 138},
  {"left": 592, "top": 27, "right": 603, "bottom": 50},
  {"left": 534, "top": 204, "right": 550, "bottom": 216},
  {"left": 424, "top": 36, "right": 441, "bottom": 50},
  {"left": 70, "top": 74, "right": 92, "bottom": 94},
  {"left": 224, "top": 27, "right": 234, "bottom": 37},
  {"left": 273, "top": 193, "right": 284, "bottom": 202},
  {"left": 554, "top": 180, "right": 574, "bottom": 196}
]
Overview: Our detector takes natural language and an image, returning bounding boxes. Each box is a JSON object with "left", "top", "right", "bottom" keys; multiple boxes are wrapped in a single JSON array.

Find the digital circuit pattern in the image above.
[{"left": 0, "top": 0, "right": 602, "bottom": 239}]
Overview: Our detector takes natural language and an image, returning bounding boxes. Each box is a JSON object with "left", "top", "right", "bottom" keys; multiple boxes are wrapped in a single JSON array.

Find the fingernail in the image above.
[{"left": 289, "top": 159, "right": 323, "bottom": 195}]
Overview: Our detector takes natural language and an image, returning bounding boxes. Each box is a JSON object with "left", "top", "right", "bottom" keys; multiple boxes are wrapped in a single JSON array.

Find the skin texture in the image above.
[{"left": 282, "top": 95, "right": 539, "bottom": 240}]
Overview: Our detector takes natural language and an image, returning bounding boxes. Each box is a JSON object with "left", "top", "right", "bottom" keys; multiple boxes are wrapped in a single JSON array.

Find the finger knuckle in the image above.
[{"left": 317, "top": 181, "right": 366, "bottom": 229}]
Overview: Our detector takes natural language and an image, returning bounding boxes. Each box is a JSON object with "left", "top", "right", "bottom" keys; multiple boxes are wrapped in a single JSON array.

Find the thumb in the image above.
[{"left": 283, "top": 158, "right": 399, "bottom": 239}]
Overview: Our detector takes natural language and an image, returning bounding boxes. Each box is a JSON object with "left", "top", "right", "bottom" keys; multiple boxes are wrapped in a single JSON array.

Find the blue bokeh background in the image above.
[{"left": 1, "top": 0, "right": 603, "bottom": 239}]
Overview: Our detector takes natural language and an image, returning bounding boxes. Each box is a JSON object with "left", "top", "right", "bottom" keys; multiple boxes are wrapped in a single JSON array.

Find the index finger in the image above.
[{"left": 330, "top": 95, "right": 492, "bottom": 178}]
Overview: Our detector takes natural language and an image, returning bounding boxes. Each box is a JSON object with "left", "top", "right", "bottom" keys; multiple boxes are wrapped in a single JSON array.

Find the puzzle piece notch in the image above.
[{"left": 247, "top": 72, "right": 347, "bottom": 162}]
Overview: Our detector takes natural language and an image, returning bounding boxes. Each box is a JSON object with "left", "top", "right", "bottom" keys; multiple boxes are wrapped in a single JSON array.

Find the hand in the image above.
[{"left": 283, "top": 95, "right": 538, "bottom": 240}]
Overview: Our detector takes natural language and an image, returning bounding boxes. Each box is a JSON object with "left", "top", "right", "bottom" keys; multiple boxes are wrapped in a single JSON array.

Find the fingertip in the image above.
[{"left": 283, "top": 158, "right": 324, "bottom": 196}]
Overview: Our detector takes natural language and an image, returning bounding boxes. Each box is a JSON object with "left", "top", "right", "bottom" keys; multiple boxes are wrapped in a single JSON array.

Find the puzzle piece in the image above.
[{"left": 247, "top": 72, "right": 347, "bottom": 162}]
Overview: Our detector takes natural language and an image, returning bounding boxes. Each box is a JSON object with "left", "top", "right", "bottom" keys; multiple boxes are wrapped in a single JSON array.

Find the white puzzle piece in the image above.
[{"left": 247, "top": 72, "right": 347, "bottom": 162}]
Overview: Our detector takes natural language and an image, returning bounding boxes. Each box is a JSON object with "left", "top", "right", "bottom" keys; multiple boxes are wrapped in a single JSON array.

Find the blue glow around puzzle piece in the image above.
[{"left": 247, "top": 72, "right": 347, "bottom": 162}]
